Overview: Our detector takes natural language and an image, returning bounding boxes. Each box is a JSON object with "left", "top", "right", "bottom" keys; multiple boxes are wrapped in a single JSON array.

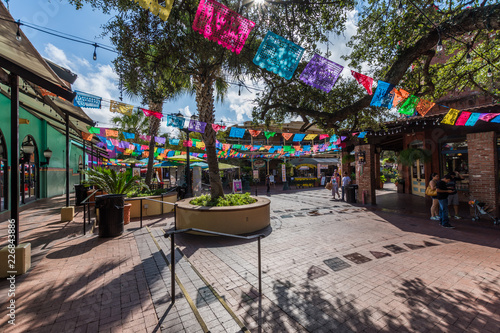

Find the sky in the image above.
[{"left": 4, "top": 0, "right": 359, "bottom": 137}]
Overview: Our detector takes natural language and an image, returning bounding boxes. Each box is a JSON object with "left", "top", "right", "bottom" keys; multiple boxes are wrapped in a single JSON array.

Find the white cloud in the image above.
[
  {"left": 178, "top": 105, "right": 192, "bottom": 118},
  {"left": 226, "top": 87, "right": 257, "bottom": 123},
  {"left": 44, "top": 43, "right": 75, "bottom": 71}
]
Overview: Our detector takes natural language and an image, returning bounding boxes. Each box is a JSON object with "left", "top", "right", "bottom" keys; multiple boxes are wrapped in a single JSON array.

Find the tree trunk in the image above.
[
  {"left": 195, "top": 73, "right": 224, "bottom": 198},
  {"left": 145, "top": 101, "right": 162, "bottom": 187}
]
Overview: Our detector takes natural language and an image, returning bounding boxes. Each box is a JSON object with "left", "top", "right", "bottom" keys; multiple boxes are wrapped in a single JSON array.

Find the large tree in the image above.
[
  {"left": 255, "top": 1, "right": 500, "bottom": 131},
  {"left": 70, "top": 0, "right": 355, "bottom": 198}
]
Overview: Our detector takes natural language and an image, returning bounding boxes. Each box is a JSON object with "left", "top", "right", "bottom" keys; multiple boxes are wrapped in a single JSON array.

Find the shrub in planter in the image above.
[{"left": 190, "top": 192, "right": 256, "bottom": 207}]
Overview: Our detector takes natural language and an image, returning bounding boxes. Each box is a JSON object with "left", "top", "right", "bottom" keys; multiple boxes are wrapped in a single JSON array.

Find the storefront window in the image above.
[{"left": 440, "top": 140, "right": 468, "bottom": 191}]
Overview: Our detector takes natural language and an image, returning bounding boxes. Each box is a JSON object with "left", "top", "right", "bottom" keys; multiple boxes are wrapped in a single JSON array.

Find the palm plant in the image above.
[{"left": 85, "top": 167, "right": 149, "bottom": 194}]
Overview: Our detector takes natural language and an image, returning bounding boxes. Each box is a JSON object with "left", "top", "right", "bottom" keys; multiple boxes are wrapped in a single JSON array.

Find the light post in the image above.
[{"left": 175, "top": 112, "right": 198, "bottom": 198}]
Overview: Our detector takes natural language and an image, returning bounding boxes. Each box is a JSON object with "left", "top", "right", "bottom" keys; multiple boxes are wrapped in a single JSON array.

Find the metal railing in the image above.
[
  {"left": 164, "top": 228, "right": 266, "bottom": 304},
  {"left": 79, "top": 189, "right": 100, "bottom": 235}
]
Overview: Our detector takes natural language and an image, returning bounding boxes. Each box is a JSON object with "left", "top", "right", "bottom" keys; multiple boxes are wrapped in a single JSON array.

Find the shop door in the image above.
[{"left": 411, "top": 160, "right": 426, "bottom": 197}]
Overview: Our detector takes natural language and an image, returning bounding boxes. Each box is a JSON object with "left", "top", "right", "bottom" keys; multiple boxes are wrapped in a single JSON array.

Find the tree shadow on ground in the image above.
[{"left": 237, "top": 274, "right": 500, "bottom": 332}]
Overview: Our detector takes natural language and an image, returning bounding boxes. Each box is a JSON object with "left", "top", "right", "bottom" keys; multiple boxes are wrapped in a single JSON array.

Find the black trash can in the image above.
[
  {"left": 346, "top": 184, "right": 358, "bottom": 203},
  {"left": 96, "top": 194, "right": 125, "bottom": 237},
  {"left": 74, "top": 184, "right": 90, "bottom": 206}
]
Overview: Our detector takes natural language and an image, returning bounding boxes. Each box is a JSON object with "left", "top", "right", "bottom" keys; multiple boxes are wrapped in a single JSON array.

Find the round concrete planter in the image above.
[{"left": 176, "top": 196, "right": 270, "bottom": 235}]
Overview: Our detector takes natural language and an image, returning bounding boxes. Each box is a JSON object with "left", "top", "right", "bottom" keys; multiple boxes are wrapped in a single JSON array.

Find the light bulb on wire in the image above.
[
  {"left": 15, "top": 20, "right": 22, "bottom": 42},
  {"left": 436, "top": 39, "right": 443, "bottom": 52},
  {"left": 466, "top": 52, "right": 472, "bottom": 64},
  {"left": 487, "top": 68, "right": 493, "bottom": 77},
  {"left": 92, "top": 43, "right": 98, "bottom": 61},
  {"left": 397, "top": 0, "right": 404, "bottom": 16}
]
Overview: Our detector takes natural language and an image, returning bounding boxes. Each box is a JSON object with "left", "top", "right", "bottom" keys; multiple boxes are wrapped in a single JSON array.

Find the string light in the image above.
[
  {"left": 466, "top": 52, "right": 472, "bottom": 64},
  {"left": 436, "top": 39, "right": 443, "bottom": 52},
  {"left": 397, "top": 0, "right": 404, "bottom": 16},
  {"left": 487, "top": 68, "right": 493, "bottom": 77},
  {"left": 15, "top": 20, "right": 22, "bottom": 42},
  {"left": 92, "top": 43, "right": 98, "bottom": 61}
]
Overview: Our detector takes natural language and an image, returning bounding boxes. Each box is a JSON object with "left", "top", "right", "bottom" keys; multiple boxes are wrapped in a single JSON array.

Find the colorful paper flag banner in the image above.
[
  {"left": 142, "top": 108, "right": 163, "bottom": 119},
  {"left": 123, "top": 132, "right": 135, "bottom": 139},
  {"left": 490, "top": 115, "right": 500, "bottom": 123},
  {"left": 465, "top": 113, "right": 481, "bottom": 126},
  {"left": 282, "top": 133, "right": 293, "bottom": 140},
  {"left": 455, "top": 112, "right": 471, "bottom": 126},
  {"left": 253, "top": 31, "right": 305, "bottom": 80},
  {"left": 398, "top": 95, "right": 419, "bottom": 115},
  {"left": 415, "top": 99, "right": 435, "bottom": 116},
  {"left": 358, "top": 131, "right": 367, "bottom": 138},
  {"left": 132, "top": 0, "right": 173, "bottom": 21},
  {"left": 304, "top": 134, "right": 317, "bottom": 141},
  {"left": 299, "top": 54, "right": 344, "bottom": 93},
  {"left": 370, "top": 81, "right": 395, "bottom": 108},
  {"left": 351, "top": 70, "right": 374, "bottom": 95},
  {"left": 110, "top": 100, "right": 134, "bottom": 116},
  {"left": 392, "top": 88, "right": 409, "bottom": 107},
  {"left": 478, "top": 113, "right": 500, "bottom": 122},
  {"left": 441, "top": 108, "right": 461, "bottom": 125},
  {"left": 248, "top": 130, "right": 261, "bottom": 137},
  {"left": 188, "top": 119, "right": 207, "bottom": 133},
  {"left": 82, "top": 132, "right": 93, "bottom": 141},
  {"left": 106, "top": 129, "right": 119, "bottom": 137},
  {"left": 166, "top": 114, "right": 186, "bottom": 128},
  {"left": 229, "top": 127, "right": 245, "bottom": 138},
  {"left": 292, "top": 134, "right": 306, "bottom": 142},
  {"left": 192, "top": 0, "right": 255, "bottom": 54},
  {"left": 212, "top": 124, "right": 226, "bottom": 132},
  {"left": 88, "top": 127, "right": 100, "bottom": 134},
  {"left": 73, "top": 91, "right": 102, "bottom": 109},
  {"left": 155, "top": 137, "right": 166, "bottom": 144},
  {"left": 264, "top": 131, "right": 276, "bottom": 139},
  {"left": 319, "top": 134, "right": 329, "bottom": 140}
]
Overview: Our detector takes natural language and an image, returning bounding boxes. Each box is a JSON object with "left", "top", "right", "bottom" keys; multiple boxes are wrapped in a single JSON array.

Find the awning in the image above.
[{"left": 0, "top": 2, "right": 75, "bottom": 101}]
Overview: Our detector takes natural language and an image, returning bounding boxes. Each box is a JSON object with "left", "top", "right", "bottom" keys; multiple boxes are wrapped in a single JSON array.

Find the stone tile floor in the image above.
[{"left": 0, "top": 186, "right": 499, "bottom": 332}]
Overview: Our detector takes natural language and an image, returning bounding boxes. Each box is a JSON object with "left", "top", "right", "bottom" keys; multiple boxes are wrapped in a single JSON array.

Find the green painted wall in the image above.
[{"left": 0, "top": 93, "right": 83, "bottom": 208}]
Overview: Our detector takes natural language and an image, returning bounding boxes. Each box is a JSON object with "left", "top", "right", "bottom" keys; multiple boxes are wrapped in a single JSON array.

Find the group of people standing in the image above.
[
  {"left": 330, "top": 171, "right": 352, "bottom": 201},
  {"left": 428, "top": 171, "right": 464, "bottom": 228}
]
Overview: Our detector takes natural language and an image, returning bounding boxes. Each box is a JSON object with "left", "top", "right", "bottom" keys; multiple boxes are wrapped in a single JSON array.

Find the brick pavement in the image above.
[{"left": 0, "top": 187, "right": 499, "bottom": 332}]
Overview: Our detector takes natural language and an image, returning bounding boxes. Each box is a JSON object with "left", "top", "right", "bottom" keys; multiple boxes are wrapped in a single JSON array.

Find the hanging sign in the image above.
[
  {"left": 254, "top": 160, "right": 266, "bottom": 168},
  {"left": 253, "top": 169, "right": 260, "bottom": 180},
  {"left": 357, "top": 151, "right": 366, "bottom": 165},
  {"left": 282, "top": 163, "right": 287, "bottom": 182}
]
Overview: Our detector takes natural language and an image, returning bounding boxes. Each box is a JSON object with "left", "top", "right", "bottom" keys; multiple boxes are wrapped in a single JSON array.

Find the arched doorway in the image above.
[
  {"left": 0, "top": 130, "right": 8, "bottom": 211},
  {"left": 20, "top": 135, "right": 39, "bottom": 204}
]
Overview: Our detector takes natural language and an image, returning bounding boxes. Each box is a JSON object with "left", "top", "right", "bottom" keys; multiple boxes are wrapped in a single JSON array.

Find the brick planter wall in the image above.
[{"left": 467, "top": 131, "right": 498, "bottom": 217}]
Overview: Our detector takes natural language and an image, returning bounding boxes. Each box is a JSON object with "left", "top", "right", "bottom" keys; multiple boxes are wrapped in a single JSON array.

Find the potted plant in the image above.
[
  {"left": 380, "top": 175, "right": 387, "bottom": 188},
  {"left": 85, "top": 167, "right": 148, "bottom": 235}
]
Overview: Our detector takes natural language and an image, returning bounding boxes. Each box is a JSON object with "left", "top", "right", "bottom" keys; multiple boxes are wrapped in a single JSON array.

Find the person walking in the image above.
[
  {"left": 436, "top": 175, "right": 455, "bottom": 228},
  {"left": 341, "top": 172, "right": 351, "bottom": 201},
  {"left": 331, "top": 173, "right": 339, "bottom": 200},
  {"left": 429, "top": 173, "right": 440, "bottom": 220},
  {"left": 446, "top": 171, "right": 464, "bottom": 219}
]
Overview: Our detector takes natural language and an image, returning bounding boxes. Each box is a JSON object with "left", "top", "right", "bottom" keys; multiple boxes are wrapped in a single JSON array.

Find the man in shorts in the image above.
[{"left": 446, "top": 171, "right": 464, "bottom": 219}]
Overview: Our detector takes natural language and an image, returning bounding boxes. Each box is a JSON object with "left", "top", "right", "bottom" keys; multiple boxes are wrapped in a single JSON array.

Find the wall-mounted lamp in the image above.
[
  {"left": 40, "top": 148, "right": 53, "bottom": 167},
  {"left": 20, "top": 141, "right": 34, "bottom": 164}
]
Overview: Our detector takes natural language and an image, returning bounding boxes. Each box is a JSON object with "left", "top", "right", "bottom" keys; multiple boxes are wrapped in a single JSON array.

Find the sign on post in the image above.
[
  {"left": 282, "top": 164, "right": 287, "bottom": 182},
  {"left": 233, "top": 179, "right": 242, "bottom": 193}
]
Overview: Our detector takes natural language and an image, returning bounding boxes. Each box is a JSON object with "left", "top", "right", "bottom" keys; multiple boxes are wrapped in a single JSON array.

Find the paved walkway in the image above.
[{"left": 0, "top": 186, "right": 499, "bottom": 332}]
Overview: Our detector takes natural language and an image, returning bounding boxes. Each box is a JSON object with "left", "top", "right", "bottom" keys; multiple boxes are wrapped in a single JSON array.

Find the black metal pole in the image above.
[
  {"left": 171, "top": 234, "right": 175, "bottom": 303},
  {"left": 174, "top": 205, "right": 177, "bottom": 230},
  {"left": 258, "top": 237, "right": 262, "bottom": 298},
  {"left": 81, "top": 139, "right": 85, "bottom": 183},
  {"left": 10, "top": 74, "right": 20, "bottom": 247},
  {"left": 65, "top": 113, "right": 70, "bottom": 207},
  {"left": 83, "top": 203, "right": 86, "bottom": 235},
  {"left": 185, "top": 130, "right": 192, "bottom": 198}
]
